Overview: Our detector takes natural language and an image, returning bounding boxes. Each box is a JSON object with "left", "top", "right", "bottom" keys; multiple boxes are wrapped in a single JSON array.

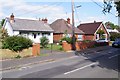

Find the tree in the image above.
[
  {"left": 105, "top": 21, "right": 120, "bottom": 29},
  {"left": 115, "top": 1, "right": 120, "bottom": 16},
  {"left": 103, "top": 0, "right": 120, "bottom": 17},
  {"left": 1, "top": 19, "right": 5, "bottom": 26}
]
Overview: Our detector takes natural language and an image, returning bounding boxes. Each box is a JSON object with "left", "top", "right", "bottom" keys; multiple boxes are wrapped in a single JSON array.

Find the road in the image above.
[{"left": 2, "top": 46, "right": 120, "bottom": 79}]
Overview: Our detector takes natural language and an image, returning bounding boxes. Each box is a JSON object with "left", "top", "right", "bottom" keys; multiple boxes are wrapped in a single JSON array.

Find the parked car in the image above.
[
  {"left": 96, "top": 39, "right": 109, "bottom": 42},
  {"left": 112, "top": 38, "right": 120, "bottom": 48}
]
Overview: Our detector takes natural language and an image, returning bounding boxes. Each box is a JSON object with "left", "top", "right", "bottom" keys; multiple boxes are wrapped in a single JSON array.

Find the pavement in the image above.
[{"left": 0, "top": 46, "right": 111, "bottom": 71}]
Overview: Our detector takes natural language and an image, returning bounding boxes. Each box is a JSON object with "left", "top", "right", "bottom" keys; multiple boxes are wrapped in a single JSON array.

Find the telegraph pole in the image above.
[{"left": 71, "top": 0, "right": 76, "bottom": 50}]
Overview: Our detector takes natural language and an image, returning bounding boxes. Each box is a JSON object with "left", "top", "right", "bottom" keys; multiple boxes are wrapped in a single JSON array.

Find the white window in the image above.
[
  {"left": 63, "top": 34, "right": 71, "bottom": 37},
  {"left": 66, "top": 34, "right": 71, "bottom": 37},
  {"left": 78, "top": 35, "right": 83, "bottom": 40}
]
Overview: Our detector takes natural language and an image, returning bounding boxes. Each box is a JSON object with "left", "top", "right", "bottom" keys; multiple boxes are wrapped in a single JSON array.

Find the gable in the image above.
[{"left": 95, "top": 23, "right": 110, "bottom": 36}]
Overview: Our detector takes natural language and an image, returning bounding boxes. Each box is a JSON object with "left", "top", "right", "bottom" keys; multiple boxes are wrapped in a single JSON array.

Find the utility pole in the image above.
[
  {"left": 118, "top": 16, "right": 120, "bottom": 26},
  {"left": 71, "top": 0, "right": 76, "bottom": 50}
]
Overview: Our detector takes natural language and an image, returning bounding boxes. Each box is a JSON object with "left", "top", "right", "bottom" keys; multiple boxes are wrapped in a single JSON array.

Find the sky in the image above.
[{"left": 0, "top": 0, "right": 119, "bottom": 26}]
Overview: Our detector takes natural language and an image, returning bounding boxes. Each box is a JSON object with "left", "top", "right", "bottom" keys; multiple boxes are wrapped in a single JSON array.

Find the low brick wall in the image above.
[
  {"left": 62, "top": 41, "right": 72, "bottom": 51},
  {"left": 32, "top": 43, "right": 40, "bottom": 56},
  {"left": 62, "top": 41, "right": 109, "bottom": 51}
]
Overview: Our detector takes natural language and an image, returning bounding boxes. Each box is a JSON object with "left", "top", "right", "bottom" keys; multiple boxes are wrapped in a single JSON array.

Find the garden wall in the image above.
[{"left": 62, "top": 41, "right": 109, "bottom": 51}]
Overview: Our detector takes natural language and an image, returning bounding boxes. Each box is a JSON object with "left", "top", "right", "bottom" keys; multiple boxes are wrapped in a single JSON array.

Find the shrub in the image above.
[
  {"left": 2, "top": 36, "right": 32, "bottom": 52},
  {"left": 60, "top": 37, "right": 72, "bottom": 44},
  {"left": 110, "top": 32, "right": 120, "bottom": 41},
  {"left": 40, "top": 36, "right": 49, "bottom": 48},
  {"left": 65, "top": 37, "right": 72, "bottom": 44}
]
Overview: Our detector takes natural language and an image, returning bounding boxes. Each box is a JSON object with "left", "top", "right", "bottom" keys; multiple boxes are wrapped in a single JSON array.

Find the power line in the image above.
[
  {"left": 16, "top": 2, "right": 63, "bottom": 16},
  {"left": 91, "top": 0, "right": 116, "bottom": 17}
]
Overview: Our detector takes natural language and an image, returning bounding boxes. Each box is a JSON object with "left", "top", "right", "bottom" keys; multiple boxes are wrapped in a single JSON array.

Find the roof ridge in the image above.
[
  {"left": 80, "top": 22, "right": 102, "bottom": 25},
  {"left": 7, "top": 17, "right": 39, "bottom": 21}
]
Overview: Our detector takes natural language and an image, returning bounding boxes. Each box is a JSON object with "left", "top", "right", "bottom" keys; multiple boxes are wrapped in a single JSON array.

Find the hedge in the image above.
[{"left": 2, "top": 36, "right": 32, "bottom": 52}]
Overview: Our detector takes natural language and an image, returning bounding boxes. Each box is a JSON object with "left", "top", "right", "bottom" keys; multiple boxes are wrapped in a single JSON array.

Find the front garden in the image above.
[{"left": 0, "top": 28, "right": 34, "bottom": 60}]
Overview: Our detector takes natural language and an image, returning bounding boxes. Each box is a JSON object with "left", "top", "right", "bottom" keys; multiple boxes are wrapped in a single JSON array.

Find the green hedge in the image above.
[{"left": 2, "top": 36, "right": 32, "bottom": 52}]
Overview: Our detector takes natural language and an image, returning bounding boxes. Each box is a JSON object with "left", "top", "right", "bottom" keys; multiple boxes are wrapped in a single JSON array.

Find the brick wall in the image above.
[
  {"left": 53, "top": 33, "right": 63, "bottom": 43},
  {"left": 32, "top": 43, "right": 40, "bottom": 56},
  {"left": 83, "top": 34, "right": 95, "bottom": 40},
  {"left": 62, "top": 41, "right": 108, "bottom": 51}
]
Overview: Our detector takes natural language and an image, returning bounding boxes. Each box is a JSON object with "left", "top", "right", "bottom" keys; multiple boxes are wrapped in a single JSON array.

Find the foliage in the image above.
[
  {"left": 2, "top": 36, "right": 32, "bottom": 52},
  {"left": 115, "top": 1, "right": 120, "bottom": 16},
  {"left": 60, "top": 37, "right": 72, "bottom": 44},
  {"left": 0, "top": 28, "right": 9, "bottom": 49},
  {"left": 40, "top": 36, "right": 49, "bottom": 48},
  {"left": 105, "top": 22, "right": 120, "bottom": 29},
  {"left": 110, "top": 32, "right": 120, "bottom": 41},
  {"left": 15, "top": 55, "right": 21, "bottom": 59},
  {"left": 1, "top": 19, "right": 5, "bottom": 26},
  {"left": 97, "top": 30, "right": 105, "bottom": 34},
  {"left": 103, "top": 1, "right": 120, "bottom": 17},
  {"left": 0, "top": 29, "right": 9, "bottom": 42},
  {"left": 97, "top": 30, "right": 105, "bottom": 39}
]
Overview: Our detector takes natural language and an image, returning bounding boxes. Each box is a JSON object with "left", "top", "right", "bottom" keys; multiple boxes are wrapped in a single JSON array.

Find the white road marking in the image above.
[
  {"left": 109, "top": 54, "right": 120, "bottom": 59},
  {"left": 64, "top": 62, "right": 98, "bottom": 75}
]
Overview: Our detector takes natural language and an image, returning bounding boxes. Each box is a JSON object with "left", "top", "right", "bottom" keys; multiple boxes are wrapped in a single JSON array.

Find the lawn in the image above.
[
  {"left": 44, "top": 44, "right": 63, "bottom": 51},
  {"left": 0, "top": 48, "right": 32, "bottom": 60}
]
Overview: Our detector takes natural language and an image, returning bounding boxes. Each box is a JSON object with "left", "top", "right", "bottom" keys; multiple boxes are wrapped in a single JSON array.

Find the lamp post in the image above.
[{"left": 71, "top": 0, "right": 76, "bottom": 50}]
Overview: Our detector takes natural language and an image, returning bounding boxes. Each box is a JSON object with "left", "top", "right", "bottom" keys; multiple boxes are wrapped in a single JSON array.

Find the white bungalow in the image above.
[{"left": 2, "top": 13, "right": 54, "bottom": 43}]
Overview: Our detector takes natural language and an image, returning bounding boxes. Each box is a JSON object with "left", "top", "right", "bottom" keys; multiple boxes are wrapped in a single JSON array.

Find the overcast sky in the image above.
[{"left": 0, "top": 0, "right": 118, "bottom": 26}]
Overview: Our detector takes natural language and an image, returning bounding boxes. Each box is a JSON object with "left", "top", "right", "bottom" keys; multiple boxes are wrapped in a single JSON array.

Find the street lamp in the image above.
[{"left": 71, "top": 0, "right": 76, "bottom": 50}]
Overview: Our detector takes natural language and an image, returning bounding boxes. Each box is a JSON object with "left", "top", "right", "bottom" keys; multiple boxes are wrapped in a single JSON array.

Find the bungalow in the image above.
[
  {"left": 2, "top": 13, "right": 54, "bottom": 43},
  {"left": 77, "top": 21, "right": 110, "bottom": 41},
  {"left": 50, "top": 18, "right": 84, "bottom": 43}
]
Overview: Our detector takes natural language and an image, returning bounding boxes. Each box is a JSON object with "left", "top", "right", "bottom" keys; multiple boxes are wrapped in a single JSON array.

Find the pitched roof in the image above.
[
  {"left": 77, "top": 22, "right": 102, "bottom": 34},
  {"left": 6, "top": 18, "right": 54, "bottom": 32},
  {"left": 50, "top": 19, "right": 84, "bottom": 34}
]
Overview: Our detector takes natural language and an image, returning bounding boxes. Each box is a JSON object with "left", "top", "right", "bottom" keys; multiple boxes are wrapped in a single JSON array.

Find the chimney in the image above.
[
  {"left": 44, "top": 18, "right": 48, "bottom": 23},
  {"left": 10, "top": 13, "right": 14, "bottom": 23},
  {"left": 39, "top": 18, "right": 41, "bottom": 21},
  {"left": 67, "top": 18, "right": 70, "bottom": 24},
  {"left": 94, "top": 20, "right": 96, "bottom": 23},
  {"left": 42, "top": 18, "right": 48, "bottom": 23}
]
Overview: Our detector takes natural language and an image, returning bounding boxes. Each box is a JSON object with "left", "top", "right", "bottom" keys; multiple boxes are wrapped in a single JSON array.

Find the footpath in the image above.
[{"left": 0, "top": 46, "right": 111, "bottom": 71}]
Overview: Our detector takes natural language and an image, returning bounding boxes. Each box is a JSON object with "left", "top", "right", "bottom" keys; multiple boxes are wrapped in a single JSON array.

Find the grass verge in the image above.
[{"left": 44, "top": 44, "right": 63, "bottom": 51}]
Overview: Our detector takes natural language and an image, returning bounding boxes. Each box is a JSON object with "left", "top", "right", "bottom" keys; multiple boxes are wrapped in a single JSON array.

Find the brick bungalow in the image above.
[
  {"left": 50, "top": 18, "right": 84, "bottom": 43},
  {"left": 77, "top": 21, "right": 110, "bottom": 41}
]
